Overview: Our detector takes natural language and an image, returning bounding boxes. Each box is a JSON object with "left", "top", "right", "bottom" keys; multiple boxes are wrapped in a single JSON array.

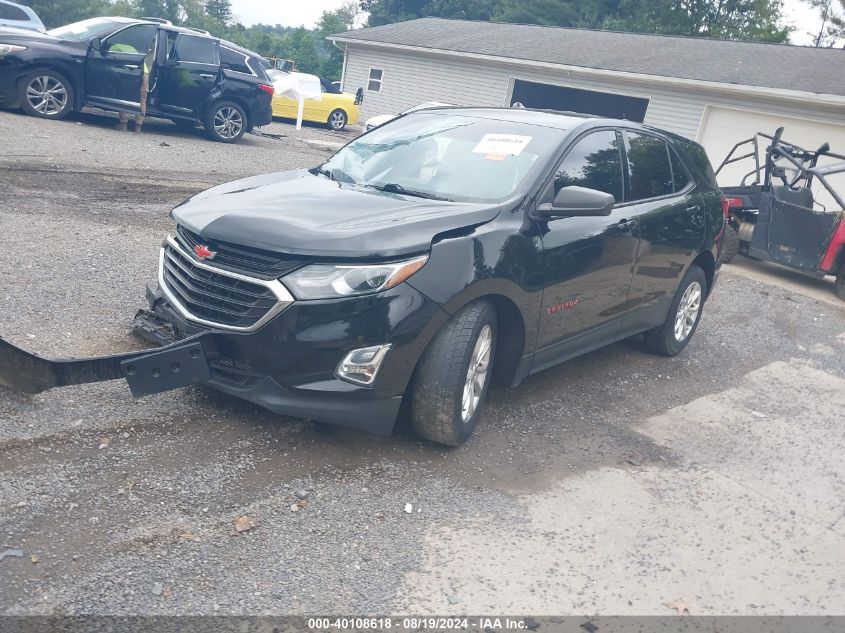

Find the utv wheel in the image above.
[
  {"left": 721, "top": 221, "right": 740, "bottom": 264},
  {"left": 835, "top": 268, "right": 845, "bottom": 301},
  {"left": 204, "top": 101, "right": 246, "bottom": 143},
  {"left": 410, "top": 301, "right": 497, "bottom": 446},
  {"left": 18, "top": 70, "right": 74, "bottom": 119},
  {"left": 327, "top": 108, "right": 347, "bottom": 131},
  {"left": 644, "top": 265, "right": 707, "bottom": 356}
]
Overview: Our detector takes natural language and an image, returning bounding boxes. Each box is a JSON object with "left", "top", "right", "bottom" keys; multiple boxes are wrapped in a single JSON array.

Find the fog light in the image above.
[{"left": 336, "top": 344, "right": 392, "bottom": 385}]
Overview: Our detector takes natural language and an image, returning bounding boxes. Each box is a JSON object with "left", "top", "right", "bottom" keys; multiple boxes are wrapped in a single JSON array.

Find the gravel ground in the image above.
[{"left": 1, "top": 108, "right": 844, "bottom": 617}]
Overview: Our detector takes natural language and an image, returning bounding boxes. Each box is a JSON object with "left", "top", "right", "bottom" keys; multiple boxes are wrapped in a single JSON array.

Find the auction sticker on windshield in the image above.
[{"left": 473, "top": 134, "right": 532, "bottom": 159}]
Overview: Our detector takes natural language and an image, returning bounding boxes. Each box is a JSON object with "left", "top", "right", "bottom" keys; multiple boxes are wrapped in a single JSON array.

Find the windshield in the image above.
[
  {"left": 47, "top": 18, "right": 123, "bottom": 41},
  {"left": 320, "top": 113, "right": 567, "bottom": 203}
]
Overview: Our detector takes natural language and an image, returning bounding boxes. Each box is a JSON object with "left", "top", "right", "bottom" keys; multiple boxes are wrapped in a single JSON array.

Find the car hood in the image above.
[
  {"left": 171, "top": 169, "right": 503, "bottom": 259},
  {"left": 0, "top": 26, "right": 57, "bottom": 41}
]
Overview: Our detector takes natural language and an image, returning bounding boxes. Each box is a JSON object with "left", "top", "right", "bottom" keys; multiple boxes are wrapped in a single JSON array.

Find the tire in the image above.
[
  {"left": 721, "top": 221, "right": 740, "bottom": 264},
  {"left": 18, "top": 70, "right": 74, "bottom": 120},
  {"left": 410, "top": 301, "right": 497, "bottom": 446},
  {"left": 204, "top": 100, "right": 247, "bottom": 143},
  {"left": 326, "top": 108, "right": 347, "bottom": 131},
  {"left": 835, "top": 268, "right": 845, "bottom": 301},
  {"left": 644, "top": 265, "right": 707, "bottom": 356}
]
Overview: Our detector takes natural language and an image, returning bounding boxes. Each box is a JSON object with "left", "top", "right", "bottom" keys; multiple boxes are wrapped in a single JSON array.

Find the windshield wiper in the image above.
[
  {"left": 311, "top": 166, "right": 337, "bottom": 181},
  {"left": 366, "top": 182, "right": 453, "bottom": 202}
]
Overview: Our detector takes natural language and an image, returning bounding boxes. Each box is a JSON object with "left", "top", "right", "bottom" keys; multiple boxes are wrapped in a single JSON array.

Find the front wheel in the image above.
[
  {"left": 644, "top": 265, "right": 707, "bottom": 356},
  {"left": 410, "top": 301, "right": 497, "bottom": 446},
  {"left": 326, "top": 108, "right": 347, "bottom": 131},
  {"left": 204, "top": 101, "right": 247, "bottom": 143},
  {"left": 18, "top": 70, "right": 74, "bottom": 119}
]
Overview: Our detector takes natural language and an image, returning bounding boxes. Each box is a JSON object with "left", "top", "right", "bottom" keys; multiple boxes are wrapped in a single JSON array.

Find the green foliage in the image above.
[
  {"left": 24, "top": 0, "right": 110, "bottom": 28},
  {"left": 360, "top": 0, "right": 793, "bottom": 42},
  {"left": 803, "top": 0, "right": 845, "bottom": 46}
]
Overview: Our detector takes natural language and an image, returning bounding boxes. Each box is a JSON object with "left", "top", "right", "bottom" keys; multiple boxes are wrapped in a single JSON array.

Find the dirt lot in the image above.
[{"left": 1, "top": 108, "right": 844, "bottom": 616}]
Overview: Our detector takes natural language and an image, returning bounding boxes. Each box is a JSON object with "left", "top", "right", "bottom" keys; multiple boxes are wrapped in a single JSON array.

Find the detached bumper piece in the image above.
[{"left": 0, "top": 331, "right": 218, "bottom": 397}]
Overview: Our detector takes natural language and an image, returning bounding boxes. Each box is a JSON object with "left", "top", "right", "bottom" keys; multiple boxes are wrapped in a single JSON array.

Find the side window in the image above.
[
  {"left": 220, "top": 47, "right": 250, "bottom": 74},
  {"left": 669, "top": 146, "right": 690, "bottom": 192},
  {"left": 627, "top": 132, "right": 674, "bottom": 200},
  {"left": 170, "top": 35, "right": 217, "bottom": 64},
  {"left": 368, "top": 68, "right": 383, "bottom": 92},
  {"left": 553, "top": 130, "right": 623, "bottom": 203},
  {"left": 104, "top": 24, "right": 157, "bottom": 54}
]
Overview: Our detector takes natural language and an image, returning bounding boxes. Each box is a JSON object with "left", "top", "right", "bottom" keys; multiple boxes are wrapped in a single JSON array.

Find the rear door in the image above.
[
  {"left": 85, "top": 23, "right": 157, "bottom": 110},
  {"left": 624, "top": 131, "right": 705, "bottom": 329},
  {"left": 155, "top": 31, "right": 220, "bottom": 119}
]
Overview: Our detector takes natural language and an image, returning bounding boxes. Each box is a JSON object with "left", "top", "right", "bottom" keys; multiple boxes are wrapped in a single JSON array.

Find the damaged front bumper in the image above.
[{"left": 0, "top": 327, "right": 216, "bottom": 398}]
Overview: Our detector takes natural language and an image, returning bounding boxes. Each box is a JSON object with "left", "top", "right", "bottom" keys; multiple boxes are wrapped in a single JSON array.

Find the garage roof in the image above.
[{"left": 332, "top": 17, "right": 845, "bottom": 97}]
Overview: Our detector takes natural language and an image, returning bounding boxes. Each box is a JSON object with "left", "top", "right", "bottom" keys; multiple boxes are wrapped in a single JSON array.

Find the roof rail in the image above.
[
  {"left": 141, "top": 16, "right": 173, "bottom": 25},
  {"left": 183, "top": 26, "right": 212, "bottom": 35}
]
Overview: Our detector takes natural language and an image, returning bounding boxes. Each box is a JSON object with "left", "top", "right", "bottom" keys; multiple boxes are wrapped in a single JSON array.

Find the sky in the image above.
[{"left": 229, "top": 0, "right": 831, "bottom": 46}]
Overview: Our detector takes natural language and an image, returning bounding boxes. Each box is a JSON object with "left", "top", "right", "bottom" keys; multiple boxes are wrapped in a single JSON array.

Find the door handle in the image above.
[
  {"left": 686, "top": 205, "right": 701, "bottom": 213},
  {"left": 122, "top": 64, "right": 139, "bottom": 70},
  {"left": 617, "top": 218, "right": 638, "bottom": 229},
  {"left": 199, "top": 73, "right": 215, "bottom": 79}
]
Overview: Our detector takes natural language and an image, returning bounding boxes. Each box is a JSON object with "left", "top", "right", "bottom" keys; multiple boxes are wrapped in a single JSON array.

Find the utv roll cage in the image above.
[{"left": 716, "top": 126, "right": 845, "bottom": 212}]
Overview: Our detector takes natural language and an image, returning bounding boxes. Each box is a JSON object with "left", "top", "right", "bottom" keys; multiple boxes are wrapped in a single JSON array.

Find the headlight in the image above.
[
  {"left": 283, "top": 255, "right": 428, "bottom": 300},
  {"left": 0, "top": 44, "right": 26, "bottom": 55}
]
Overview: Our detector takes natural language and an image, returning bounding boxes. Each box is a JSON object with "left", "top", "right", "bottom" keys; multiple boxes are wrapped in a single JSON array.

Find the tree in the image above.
[
  {"left": 24, "top": 0, "right": 110, "bottom": 27},
  {"left": 803, "top": 0, "right": 845, "bottom": 46},
  {"left": 316, "top": 1, "right": 361, "bottom": 79},
  {"left": 204, "top": 0, "right": 231, "bottom": 24}
]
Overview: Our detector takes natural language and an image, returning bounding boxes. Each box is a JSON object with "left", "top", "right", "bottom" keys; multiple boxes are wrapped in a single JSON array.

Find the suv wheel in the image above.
[
  {"left": 410, "top": 301, "right": 497, "bottom": 446},
  {"left": 204, "top": 101, "right": 246, "bottom": 143},
  {"left": 644, "top": 265, "right": 707, "bottom": 356},
  {"left": 327, "top": 109, "right": 347, "bottom": 131},
  {"left": 18, "top": 70, "right": 74, "bottom": 119}
]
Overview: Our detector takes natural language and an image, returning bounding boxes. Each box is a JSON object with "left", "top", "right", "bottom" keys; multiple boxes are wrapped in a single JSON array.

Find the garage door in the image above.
[{"left": 699, "top": 106, "right": 845, "bottom": 210}]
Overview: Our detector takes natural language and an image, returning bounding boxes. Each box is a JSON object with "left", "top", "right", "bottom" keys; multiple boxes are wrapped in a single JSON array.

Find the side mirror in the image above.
[
  {"left": 90, "top": 37, "right": 102, "bottom": 52},
  {"left": 535, "top": 185, "right": 615, "bottom": 218}
]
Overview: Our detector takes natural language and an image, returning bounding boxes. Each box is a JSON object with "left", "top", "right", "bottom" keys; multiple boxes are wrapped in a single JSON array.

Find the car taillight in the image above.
[
  {"left": 258, "top": 83, "right": 274, "bottom": 96},
  {"left": 720, "top": 195, "right": 738, "bottom": 218}
]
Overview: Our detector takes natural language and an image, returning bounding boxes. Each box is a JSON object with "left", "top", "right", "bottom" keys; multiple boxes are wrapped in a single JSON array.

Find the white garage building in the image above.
[{"left": 331, "top": 18, "right": 845, "bottom": 191}]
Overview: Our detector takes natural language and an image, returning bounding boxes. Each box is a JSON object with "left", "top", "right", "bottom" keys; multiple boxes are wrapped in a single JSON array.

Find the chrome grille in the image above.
[{"left": 159, "top": 236, "right": 293, "bottom": 331}]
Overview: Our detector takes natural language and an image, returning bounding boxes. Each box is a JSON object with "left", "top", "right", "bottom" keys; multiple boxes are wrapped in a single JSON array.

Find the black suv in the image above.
[
  {"left": 0, "top": 16, "right": 273, "bottom": 142},
  {"left": 0, "top": 108, "right": 725, "bottom": 446}
]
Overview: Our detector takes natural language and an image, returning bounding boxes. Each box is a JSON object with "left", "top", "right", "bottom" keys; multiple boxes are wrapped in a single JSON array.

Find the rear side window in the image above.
[
  {"left": 0, "top": 3, "right": 29, "bottom": 20},
  {"left": 627, "top": 132, "right": 673, "bottom": 200},
  {"left": 104, "top": 24, "right": 157, "bottom": 54},
  {"left": 170, "top": 34, "right": 217, "bottom": 64},
  {"left": 220, "top": 46, "right": 251, "bottom": 74},
  {"left": 554, "top": 130, "right": 624, "bottom": 203},
  {"left": 670, "top": 147, "right": 690, "bottom": 191}
]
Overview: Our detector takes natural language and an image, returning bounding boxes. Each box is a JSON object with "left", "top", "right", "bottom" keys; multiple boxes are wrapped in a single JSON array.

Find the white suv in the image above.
[{"left": 0, "top": 0, "right": 45, "bottom": 32}]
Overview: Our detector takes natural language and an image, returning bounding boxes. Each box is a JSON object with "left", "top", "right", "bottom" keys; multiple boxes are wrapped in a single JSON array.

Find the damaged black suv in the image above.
[{"left": 1, "top": 108, "right": 724, "bottom": 445}]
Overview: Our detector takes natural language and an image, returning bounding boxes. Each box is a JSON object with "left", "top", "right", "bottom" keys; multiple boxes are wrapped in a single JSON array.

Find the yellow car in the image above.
[{"left": 271, "top": 74, "right": 360, "bottom": 131}]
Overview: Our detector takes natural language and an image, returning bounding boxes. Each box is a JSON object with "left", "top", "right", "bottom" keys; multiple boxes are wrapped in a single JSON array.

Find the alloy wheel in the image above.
[
  {"left": 461, "top": 324, "right": 492, "bottom": 422},
  {"left": 674, "top": 280, "right": 702, "bottom": 341},
  {"left": 329, "top": 111, "right": 346, "bottom": 130},
  {"left": 213, "top": 107, "right": 243, "bottom": 140},
  {"left": 26, "top": 76, "right": 68, "bottom": 116}
]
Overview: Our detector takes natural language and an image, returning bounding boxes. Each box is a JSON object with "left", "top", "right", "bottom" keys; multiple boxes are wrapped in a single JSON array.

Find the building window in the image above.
[{"left": 368, "top": 68, "right": 383, "bottom": 92}]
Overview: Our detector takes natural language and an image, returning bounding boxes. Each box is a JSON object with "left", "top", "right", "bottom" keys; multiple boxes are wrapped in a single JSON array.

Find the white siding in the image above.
[{"left": 341, "top": 43, "right": 845, "bottom": 144}]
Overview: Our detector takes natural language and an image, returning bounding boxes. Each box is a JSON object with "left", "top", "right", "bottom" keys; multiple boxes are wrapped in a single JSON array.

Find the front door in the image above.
[
  {"left": 155, "top": 32, "right": 220, "bottom": 118},
  {"left": 623, "top": 132, "right": 706, "bottom": 329},
  {"left": 534, "top": 129, "right": 639, "bottom": 369},
  {"left": 85, "top": 23, "right": 157, "bottom": 110}
]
